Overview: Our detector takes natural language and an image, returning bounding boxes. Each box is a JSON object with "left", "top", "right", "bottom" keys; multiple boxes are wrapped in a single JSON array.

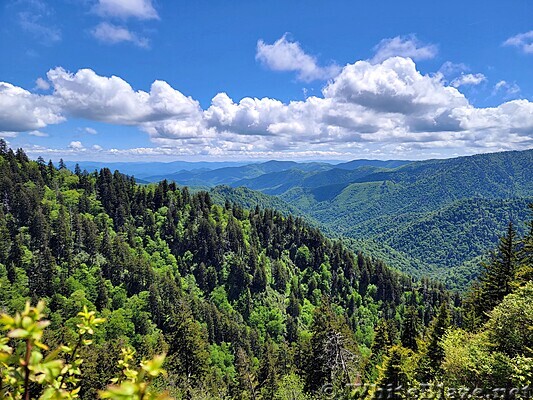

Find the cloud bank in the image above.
[{"left": 1, "top": 56, "right": 532, "bottom": 159}]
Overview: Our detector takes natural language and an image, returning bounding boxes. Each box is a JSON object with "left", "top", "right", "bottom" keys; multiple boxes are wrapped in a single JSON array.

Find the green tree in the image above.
[
  {"left": 274, "top": 374, "right": 309, "bottom": 400},
  {"left": 485, "top": 283, "right": 533, "bottom": 357},
  {"left": 425, "top": 302, "right": 450, "bottom": 377},
  {"left": 476, "top": 222, "right": 519, "bottom": 316},
  {"left": 235, "top": 347, "right": 258, "bottom": 400},
  {"left": 400, "top": 306, "right": 419, "bottom": 351},
  {"left": 375, "top": 345, "right": 412, "bottom": 399},
  {"left": 166, "top": 306, "right": 210, "bottom": 389}
]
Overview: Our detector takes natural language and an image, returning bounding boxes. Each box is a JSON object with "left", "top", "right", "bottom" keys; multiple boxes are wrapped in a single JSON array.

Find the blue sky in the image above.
[{"left": 0, "top": 0, "right": 532, "bottom": 161}]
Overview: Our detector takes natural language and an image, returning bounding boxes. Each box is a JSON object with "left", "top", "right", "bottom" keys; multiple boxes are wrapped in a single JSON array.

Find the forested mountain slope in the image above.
[
  {"left": 217, "top": 150, "right": 533, "bottom": 285},
  {"left": 0, "top": 144, "right": 454, "bottom": 399},
  {"left": 121, "top": 149, "right": 533, "bottom": 286}
]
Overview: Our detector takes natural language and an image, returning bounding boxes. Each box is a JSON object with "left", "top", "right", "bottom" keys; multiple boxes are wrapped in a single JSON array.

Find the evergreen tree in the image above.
[
  {"left": 476, "top": 222, "right": 519, "bottom": 316},
  {"left": 166, "top": 305, "right": 210, "bottom": 389},
  {"left": 28, "top": 247, "right": 56, "bottom": 298},
  {"left": 287, "top": 291, "right": 300, "bottom": 318},
  {"left": 235, "top": 347, "right": 259, "bottom": 400},
  {"left": 0, "top": 138, "right": 7, "bottom": 155},
  {"left": 51, "top": 206, "right": 73, "bottom": 263},
  {"left": 425, "top": 302, "right": 450, "bottom": 377},
  {"left": 375, "top": 345, "right": 411, "bottom": 399},
  {"left": 400, "top": 306, "right": 419, "bottom": 351},
  {"left": 258, "top": 340, "right": 278, "bottom": 399},
  {"left": 0, "top": 208, "right": 11, "bottom": 265},
  {"left": 516, "top": 204, "right": 533, "bottom": 285}
]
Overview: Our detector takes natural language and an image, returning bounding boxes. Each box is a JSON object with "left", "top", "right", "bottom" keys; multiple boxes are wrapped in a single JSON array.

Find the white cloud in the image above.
[
  {"left": 503, "top": 31, "right": 533, "bottom": 54},
  {"left": 256, "top": 34, "right": 340, "bottom": 82},
  {"left": 323, "top": 57, "right": 468, "bottom": 114},
  {"left": 35, "top": 77, "right": 50, "bottom": 90},
  {"left": 439, "top": 62, "right": 468, "bottom": 77},
  {"left": 84, "top": 127, "right": 98, "bottom": 135},
  {"left": 0, "top": 82, "right": 64, "bottom": 132},
  {"left": 46, "top": 67, "right": 202, "bottom": 125},
  {"left": 91, "top": 22, "right": 149, "bottom": 48},
  {"left": 18, "top": 2, "right": 61, "bottom": 46},
  {"left": 28, "top": 130, "right": 48, "bottom": 137},
  {"left": 450, "top": 73, "right": 486, "bottom": 88},
  {"left": 69, "top": 141, "right": 84, "bottom": 150},
  {"left": 371, "top": 35, "right": 438, "bottom": 64},
  {"left": 92, "top": 144, "right": 103, "bottom": 151},
  {"left": 93, "top": 0, "right": 159, "bottom": 20},
  {"left": 0, "top": 132, "right": 19, "bottom": 138},
  {"left": 493, "top": 80, "right": 521, "bottom": 98},
  {"left": 2, "top": 60, "right": 533, "bottom": 159}
]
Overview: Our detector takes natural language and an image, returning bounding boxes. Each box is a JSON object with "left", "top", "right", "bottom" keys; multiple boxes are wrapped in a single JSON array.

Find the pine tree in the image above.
[
  {"left": 251, "top": 262, "right": 267, "bottom": 293},
  {"left": 287, "top": 291, "right": 300, "bottom": 318},
  {"left": 28, "top": 247, "right": 56, "bottom": 298},
  {"left": 375, "top": 345, "right": 411, "bottom": 399},
  {"left": 235, "top": 347, "right": 259, "bottom": 400},
  {"left": 166, "top": 305, "right": 210, "bottom": 389},
  {"left": 0, "top": 138, "right": 7, "bottom": 155},
  {"left": 477, "top": 222, "right": 519, "bottom": 316},
  {"left": 0, "top": 208, "right": 11, "bottom": 265},
  {"left": 516, "top": 204, "right": 533, "bottom": 285},
  {"left": 258, "top": 340, "right": 278, "bottom": 399},
  {"left": 426, "top": 302, "right": 450, "bottom": 376},
  {"left": 400, "top": 306, "right": 419, "bottom": 351},
  {"left": 51, "top": 206, "right": 73, "bottom": 263}
]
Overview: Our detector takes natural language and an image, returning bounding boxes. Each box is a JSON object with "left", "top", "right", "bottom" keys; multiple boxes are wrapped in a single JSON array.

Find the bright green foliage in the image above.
[
  {"left": 274, "top": 374, "right": 309, "bottom": 400},
  {"left": 0, "top": 301, "right": 170, "bottom": 400},
  {"left": 1, "top": 145, "right": 532, "bottom": 397},
  {"left": 99, "top": 348, "right": 170, "bottom": 400},
  {"left": 484, "top": 283, "right": 533, "bottom": 358},
  {"left": 375, "top": 345, "right": 413, "bottom": 398}
]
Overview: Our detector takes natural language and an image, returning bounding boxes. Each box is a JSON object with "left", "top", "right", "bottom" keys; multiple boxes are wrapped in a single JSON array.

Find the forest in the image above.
[{"left": 0, "top": 140, "right": 531, "bottom": 399}]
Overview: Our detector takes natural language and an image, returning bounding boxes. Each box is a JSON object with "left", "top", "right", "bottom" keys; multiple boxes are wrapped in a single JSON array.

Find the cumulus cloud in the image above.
[
  {"left": 256, "top": 34, "right": 340, "bottom": 82},
  {"left": 68, "top": 141, "right": 84, "bottom": 150},
  {"left": 371, "top": 35, "right": 438, "bottom": 63},
  {"left": 0, "top": 82, "right": 64, "bottom": 133},
  {"left": 35, "top": 77, "right": 50, "bottom": 90},
  {"left": 84, "top": 127, "right": 98, "bottom": 135},
  {"left": 93, "top": 0, "right": 159, "bottom": 20},
  {"left": 503, "top": 31, "right": 533, "bottom": 54},
  {"left": 46, "top": 67, "right": 202, "bottom": 125},
  {"left": 323, "top": 57, "right": 468, "bottom": 114},
  {"left": 450, "top": 73, "right": 486, "bottom": 88},
  {"left": 91, "top": 22, "right": 149, "bottom": 48},
  {"left": 2, "top": 60, "right": 533, "bottom": 158}
]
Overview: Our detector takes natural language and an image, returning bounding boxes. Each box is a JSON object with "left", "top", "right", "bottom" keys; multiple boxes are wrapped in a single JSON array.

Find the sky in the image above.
[{"left": 0, "top": 0, "right": 532, "bottom": 162}]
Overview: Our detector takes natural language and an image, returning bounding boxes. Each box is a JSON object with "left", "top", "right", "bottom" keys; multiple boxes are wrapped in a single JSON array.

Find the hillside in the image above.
[
  {"left": 0, "top": 145, "right": 453, "bottom": 399},
  {"left": 65, "top": 150, "right": 533, "bottom": 288}
]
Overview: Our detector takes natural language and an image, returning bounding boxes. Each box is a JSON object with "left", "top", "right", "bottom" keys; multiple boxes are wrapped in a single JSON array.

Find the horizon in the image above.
[
  {"left": 7, "top": 142, "right": 530, "bottom": 166},
  {"left": 1, "top": 0, "right": 532, "bottom": 161}
]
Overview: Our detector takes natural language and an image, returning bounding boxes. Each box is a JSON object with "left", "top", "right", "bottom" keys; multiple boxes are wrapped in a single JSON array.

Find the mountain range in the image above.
[{"left": 70, "top": 149, "right": 533, "bottom": 289}]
